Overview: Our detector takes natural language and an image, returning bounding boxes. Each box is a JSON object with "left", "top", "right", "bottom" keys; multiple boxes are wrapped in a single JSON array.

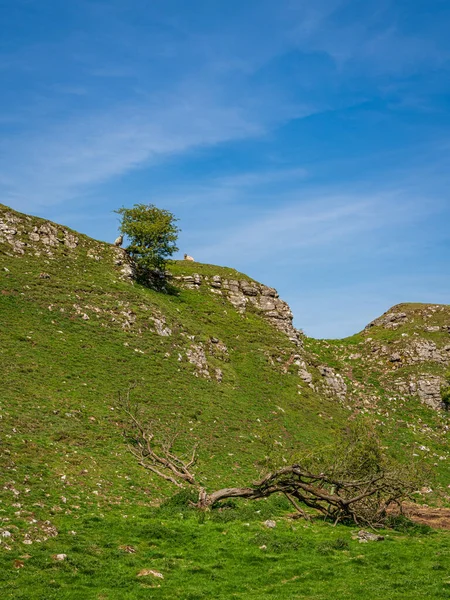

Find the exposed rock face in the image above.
[
  {"left": 112, "top": 248, "right": 136, "bottom": 281},
  {"left": 151, "top": 315, "right": 172, "bottom": 337},
  {"left": 186, "top": 343, "right": 210, "bottom": 378},
  {"left": 409, "top": 377, "right": 445, "bottom": 410},
  {"left": 0, "top": 206, "right": 134, "bottom": 281},
  {"left": 366, "top": 311, "right": 408, "bottom": 329},
  {"left": 318, "top": 366, "right": 347, "bottom": 400},
  {"left": 407, "top": 340, "right": 448, "bottom": 364},
  {"left": 0, "top": 211, "right": 79, "bottom": 256},
  {"left": 173, "top": 274, "right": 303, "bottom": 347}
]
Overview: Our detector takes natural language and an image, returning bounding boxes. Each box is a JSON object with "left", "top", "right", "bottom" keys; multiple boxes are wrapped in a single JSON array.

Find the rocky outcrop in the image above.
[
  {"left": 409, "top": 377, "right": 445, "bottom": 410},
  {"left": 407, "top": 340, "right": 449, "bottom": 365},
  {"left": 112, "top": 247, "right": 136, "bottom": 281},
  {"left": 0, "top": 211, "right": 78, "bottom": 256},
  {"left": 318, "top": 366, "right": 347, "bottom": 400},
  {"left": 173, "top": 274, "right": 303, "bottom": 347},
  {"left": 366, "top": 311, "right": 408, "bottom": 330},
  {"left": 0, "top": 205, "right": 137, "bottom": 282},
  {"left": 186, "top": 343, "right": 210, "bottom": 378},
  {"left": 151, "top": 314, "right": 172, "bottom": 337}
]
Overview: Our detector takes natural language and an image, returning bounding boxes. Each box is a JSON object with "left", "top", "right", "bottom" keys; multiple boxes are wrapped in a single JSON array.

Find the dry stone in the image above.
[
  {"left": 414, "top": 377, "right": 444, "bottom": 410},
  {"left": 318, "top": 366, "right": 347, "bottom": 400},
  {"left": 407, "top": 340, "right": 447, "bottom": 364},
  {"left": 152, "top": 316, "right": 172, "bottom": 337},
  {"left": 174, "top": 274, "right": 303, "bottom": 346},
  {"left": 366, "top": 311, "right": 408, "bottom": 329},
  {"left": 186, "top": 344, "right": 210, "bottom": 378}
]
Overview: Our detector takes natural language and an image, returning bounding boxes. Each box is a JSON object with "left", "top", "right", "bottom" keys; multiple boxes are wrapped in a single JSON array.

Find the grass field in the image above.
[{"left": 2, "top": 496, "right": 450, "bottom": 600}]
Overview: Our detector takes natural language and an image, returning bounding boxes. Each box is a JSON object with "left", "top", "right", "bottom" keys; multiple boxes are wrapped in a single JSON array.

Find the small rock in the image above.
[
  {"left": 53, "top": 554, "right": 67, "bottom": 561},
  {"left": 39, "top": 272, "right": 51, "bottom": 279},
  {"left": 137, "top": 569, "right": 164, "bottom": 579},
  {"left": 356, "top": 530, "right": 384, "bottom": 542},
  {"left": 119, "top": 545, "right": 136, "bottom": 553},
  {"left": 390, "top": 353, "right": 402, "bottom": 363},
  {"left": 263, "top": 520, "right": 276, "bottom": 529}
]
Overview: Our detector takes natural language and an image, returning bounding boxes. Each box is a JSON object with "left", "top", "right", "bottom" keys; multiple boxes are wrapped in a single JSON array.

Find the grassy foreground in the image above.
[{"left": 2, "top": 497, "right": 450, "bottom": 600}]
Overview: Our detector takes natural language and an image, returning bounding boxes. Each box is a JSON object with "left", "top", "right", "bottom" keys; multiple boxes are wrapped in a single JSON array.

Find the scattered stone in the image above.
[
  {"left": 263, "top": 520, "right": 276, "bottom": 529},
  {"left": 137, "top": 569, "right": 164, "bottom": 579},
  {"left": 119, "top": 545, "right": 136, "bottom": 553},
  {"left": 355, "top": 530, "right": 384, "bottom": 542},
  {"left": 39, "top": 272, "right": 51, "bottom": 279},
  {"left": 53, "top": 554, "right": 67, "bottom": 561},
  {"left": 152, "top": 316, "right": 172, "bottom": 337},
  {"left": 186, "top": 344, "right": 210, "bottom": 378},
  {"left": 318, "top": 366, "right": 347, "bottom": 400}
]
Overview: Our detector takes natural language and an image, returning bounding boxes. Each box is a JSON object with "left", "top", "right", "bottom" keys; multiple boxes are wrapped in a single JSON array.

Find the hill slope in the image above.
[
  {"left": 0, "top": 203, "right": 449, "bottom": 598},
  {"left": 1, "top": 203, "right": 449, "bottom": 497}
]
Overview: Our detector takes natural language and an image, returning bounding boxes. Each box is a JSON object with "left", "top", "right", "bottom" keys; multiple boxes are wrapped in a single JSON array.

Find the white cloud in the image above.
[
  {"left": 0, "top": 94, "right": 264, "bottom": 210},
  {"left": 186, "top": 184, "right": 437, "bottom": 266}
]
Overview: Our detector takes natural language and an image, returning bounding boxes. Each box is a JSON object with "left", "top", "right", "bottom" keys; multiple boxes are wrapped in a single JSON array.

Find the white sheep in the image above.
[
  {"left": 184, "top": 253, "right": 195, "bottom": 261},
  {"left": 114, "top": 235, "right": 123, "bottom": 247}
]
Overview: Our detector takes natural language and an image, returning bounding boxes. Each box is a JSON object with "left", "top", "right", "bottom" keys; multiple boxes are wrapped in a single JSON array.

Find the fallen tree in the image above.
[{"left": 119, "top": 389, "right": 423, "bottom": 527}]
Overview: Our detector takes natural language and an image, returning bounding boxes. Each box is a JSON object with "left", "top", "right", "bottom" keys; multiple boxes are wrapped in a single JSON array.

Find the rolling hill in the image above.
[{"left": 1, "top": 203, "right": 449, "bottom": 599}]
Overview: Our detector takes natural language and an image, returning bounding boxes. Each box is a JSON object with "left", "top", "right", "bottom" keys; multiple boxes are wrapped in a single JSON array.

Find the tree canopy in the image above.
[{"left": 115, "top": 204, "right": 180, "bottom": 274}]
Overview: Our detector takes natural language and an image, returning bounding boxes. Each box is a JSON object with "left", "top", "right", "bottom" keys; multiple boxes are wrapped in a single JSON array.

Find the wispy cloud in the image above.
[
  {"left": 187, "top": 184, "right": 441, "bottom": 266},
  {"left": 287, "top": 1, "right": 450, "bottom": 74},
  {"left": 0, "top": 92, "right": 265, "bottom": 210}
]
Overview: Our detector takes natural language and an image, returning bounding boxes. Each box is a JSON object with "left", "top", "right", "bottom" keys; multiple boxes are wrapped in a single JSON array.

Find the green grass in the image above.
[{"left": 2, "top": 500, "right": 450, "bottom": 600}]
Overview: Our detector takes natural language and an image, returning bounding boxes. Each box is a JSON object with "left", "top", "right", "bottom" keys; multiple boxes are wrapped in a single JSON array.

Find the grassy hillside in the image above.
[{"left": 1, "top": 204, "right": 449, "bottom": 599}]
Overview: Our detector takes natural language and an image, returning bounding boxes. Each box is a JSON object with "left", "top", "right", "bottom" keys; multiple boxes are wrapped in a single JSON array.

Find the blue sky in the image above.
[{"left": 1, "top": 0, "right": 449, "bottom": 338}]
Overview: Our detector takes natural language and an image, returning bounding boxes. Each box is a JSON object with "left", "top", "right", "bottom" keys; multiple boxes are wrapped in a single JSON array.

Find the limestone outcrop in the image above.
[
  {"left": 173, "top": 273, "right": 303, "bottom": 347},
  {"left": 409, "top": 377, "right": 445, "bottom": 411}
]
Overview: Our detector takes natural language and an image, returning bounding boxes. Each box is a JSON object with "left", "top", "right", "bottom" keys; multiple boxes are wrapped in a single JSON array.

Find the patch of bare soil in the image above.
[{"left": 391, "top": 502, "right": 450, "bottom": 530}]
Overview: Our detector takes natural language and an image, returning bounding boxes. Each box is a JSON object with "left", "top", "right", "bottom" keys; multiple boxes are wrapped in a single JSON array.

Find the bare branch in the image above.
[{"left": 119, "top": 389, "right": 423, "bottom": 527}]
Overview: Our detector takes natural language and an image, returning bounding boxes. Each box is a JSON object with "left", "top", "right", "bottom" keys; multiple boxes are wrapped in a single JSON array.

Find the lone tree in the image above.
[
  {"left": 119, "top": 389, "right": 424, "bottom": 527},
  {"left": 115, "top": 204, "right": 180, "bottom": 274}
]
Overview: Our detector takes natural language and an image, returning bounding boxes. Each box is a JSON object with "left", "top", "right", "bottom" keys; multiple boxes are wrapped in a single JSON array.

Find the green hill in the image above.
[{"left": 1, "top": 203, "right": 449, "bottom": 599}]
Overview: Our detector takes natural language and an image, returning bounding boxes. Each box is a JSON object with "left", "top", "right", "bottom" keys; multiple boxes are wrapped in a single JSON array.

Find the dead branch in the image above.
[
  {"left": 120, "top": 390, "right": 420, "bottom": 527},
  {"left": 119, "top": 388, "right": 198, "bottom": 487}
]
